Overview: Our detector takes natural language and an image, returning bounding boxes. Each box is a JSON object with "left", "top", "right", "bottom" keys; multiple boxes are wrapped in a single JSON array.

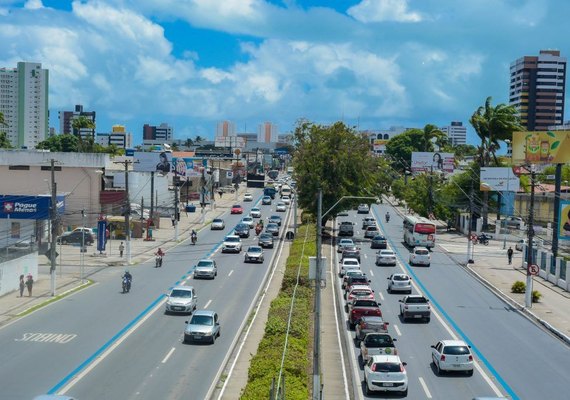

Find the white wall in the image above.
[{"left": 0, "top": 253, "right": 38, "bottom": 296}]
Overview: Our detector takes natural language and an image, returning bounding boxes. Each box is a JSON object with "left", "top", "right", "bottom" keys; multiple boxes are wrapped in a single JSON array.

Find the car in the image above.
[
  {"left": 243, "top": 192, "right": 254, "bottom": 202},
  {"left": 342, "top": 269, "right": 366, "bottom": 290},
  {"left": 211, "top": 218, "right": 225, "bottom": 230},
  {"left": 337, "top": 238, "right": 355, "bottom": 253},
  {"left": 502, "top": 216, "right": 523, "bottom": 229},
  {"left": 364, "top": 225, "right": 379, "bottom": 239},
  {"left": 362, "top": 217, "right": 376, "bottom": 229},
  {"left": 346, "top": 285, "right": 375, "bottom": 307},
  {"left": 244, "top": 246, "right": 265, "bottom": 263},
  {"left": 262, "top": 196, "right": 272, "bottom": 205},
  {"left": 258, "top": 233, "right": 274, "bottom": 248},
  {"left": 409, "top": 246, "right": 431, "bottom": 266},
  {"left": 193, "top": 259, "right": 217, "bottom": 279},
  {"left": 431, "top": 340, "right": 474, "bottom": 376},
  {"left": 375, "top": 250, "right": 397, "bottom": 266},
  {"left": 241, "top": 216, "right": 255, "bottom": 228},
  {"left": 338, "top": 221, "right": 354, "bottom": 236},
  {"left": 387, "top": 273, "right": 412, "bottom": 294},
  {"left": 341, "top": 246, "right": 361, "bottom": 262},
  {"left": 363, "top": 355, "right": 408, "bottom": 396},
  {"left": 268, "top": 215, "right": 282, "bottom": 226},
  {"left": 340, "top": 258, "right": 361, "bottom": 276},
  {"left": 231, "top": 204, "right": 243, "bottom": 214},
  {"left": 276, "top": 202, "right": 287, "bottom": 212},
  {"left": 282, "top": 195, "right": 291, "bottom": 205},
  {"left": 221, "top": 235, "right": 242, "bottom": 253},
  {"left": 355, "top": 318, "right": 390, "bottom": 346},
  {"left": 348, "top": 299, "right": 382, "bottom": 328},
  {"left": 370, "top": 235, "right": 387, "bottom": 249},
  {"left": 266, "top": 222, "right": 280, "bottom": 236},
  {"left": 399, "top": 295, "right": 431, "bottom": 322},
  {"left": 344, "top": 275, "right": 371, "bottom": 296},
  {"left": 57, "top": 231, "right": 94, "bottom": 245},
  {"left": 183, "top": 310, "right": 221, "bottom": 344},
  {"left": 234, "top": 223, "right": 250, "bottom": 238},
  {"left": 62, "top": 227, "right": 95, "bottom": 237},
  {"left": 359, "top": 332, "right": 397, "bottom": 362},
  {"left": 250, "top": 207, "right": 262, "bottom": 218},
  {"left": 515, "top": 238, "right": 544, "bottom": 251},
  {"left": 357, "top": 204, "right": 370, "bottom": 214},
  {"left": 165, "top": 286, "right": 198, "bottom": 314}
]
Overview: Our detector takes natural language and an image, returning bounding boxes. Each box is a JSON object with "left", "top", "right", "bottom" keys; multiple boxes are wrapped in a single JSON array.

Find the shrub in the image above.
[
  {"left": 511, "top": 281, "right": 526, "bottom": 293},
  {"left": 532, "top": 290, "right": 542, "bottom": 303}
]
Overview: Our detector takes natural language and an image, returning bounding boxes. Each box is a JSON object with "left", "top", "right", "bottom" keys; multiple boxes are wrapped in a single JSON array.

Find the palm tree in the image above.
[
  {"left": 184, "top": 138, "right": 194, "bottom": 148},
  {"left": 195, "top": 135, "right": 204, "bottom": 144},
  {"left": 0, "top": 111, "right": 6, "bottom": 127},
  {"left": 72, "top": 116, "right": 96, "bottom": 152},
  {"left": 421, "top": 124, "right": 445, "bottom": 152}
]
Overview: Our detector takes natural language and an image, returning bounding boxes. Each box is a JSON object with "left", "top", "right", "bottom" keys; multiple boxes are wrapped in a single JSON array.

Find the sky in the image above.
[{"left": 0, "top": 0, "right": 568, "bottom": 146}]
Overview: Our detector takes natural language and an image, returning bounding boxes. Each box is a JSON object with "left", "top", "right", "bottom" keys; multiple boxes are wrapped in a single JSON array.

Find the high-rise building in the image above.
[
  {"left": 59, "top": 104, "right": 96, "bottom": 139},
  {"left": 257, "top": 122, "right": 278, "bottom": 143},
  {"left": 509, "top": 50, "right": 567, "bottom": 131},
  {"left": 142, "top": 123, "right": 173, "bottom": 148},
  {"left": 440, "top": 121, "right": 467, "bottom": 146},
  {"left": 0, "top": 61, "right": 49, "bottom": 148},
  {"left": 216, "top": 120, "right": 236, "bottom": 137},
  {"left": 96, "top": 125, "right": 132, "bottom": 149}
]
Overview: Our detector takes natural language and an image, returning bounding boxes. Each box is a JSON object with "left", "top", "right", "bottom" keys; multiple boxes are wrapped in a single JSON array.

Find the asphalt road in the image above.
[
  {"left": 0, "top": 188, "right": 293, "bottom": 400},
  {"left": 334, "top": 204, "right": 570, "bottom": 400}
]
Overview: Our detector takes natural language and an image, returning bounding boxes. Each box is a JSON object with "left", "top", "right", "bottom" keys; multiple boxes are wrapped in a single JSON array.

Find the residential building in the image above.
[
  {"left": 440, "top": 121, "right": 467, "bottom": 146},
  {"left": 58, "top": 104, "right": 96, "bottom": 139},
  {"left": 143, "top": 123, "right": 173, "bottom": 148},
  {"left": 367, "top": 126, "right": 409, "bottom": 155},
  {"left": 257, "top": 122, "right": 278, "bottom": 143},
  {"left": 0, "top": 62, "right": 49, "bottom": 149},
  {"left": 96, "top": 125, "right": 132, "bottom": 149},
  {"left": 216, "top": 120, "right": 236, "bottom": 137},
  {"left": 509, "top": 50, "right": 567, "bottom": 131}
]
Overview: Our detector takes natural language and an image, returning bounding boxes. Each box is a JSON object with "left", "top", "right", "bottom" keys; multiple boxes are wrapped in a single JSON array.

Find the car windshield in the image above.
[
  {"left": 344, "top": 260, "right": 359, "bottom": 266},
  {"left": 393, "top": 275, "right": 409, "bottom": 281},
  {"left": 416, "top": 249, "right": 429, "bottom": 255},
  {"left": 366, "top": 336, "right": 393, "bottom": 347},
  {"left": 213, "top": 219, "right": 223, "bottom": 223},
  {"left": 351, "top": 277, "right": 368, "bottom": 284},
  {"left": 190, "top": 315, "right": 213, "bottom": 326},
  {"left": 226, "top": 237, "right": 240, "bottom": 243},
  {"left": 355, "top": 300, "right": 377, "bottom": 307},
  {"left": 406, "top": 297, "right": 428, "bottom": 304},
  {"left": 197, "top": 260, "right": 213, "bottom": 267},
  {"left": 232, "top": 205, "right": 241, "bottom": 208},
  {"left": 170, "top": 289, "right": 193, "bottom": 298},
  {"left": 243, "top": 217, "right": 252, "bottom": 221},
  {"left": 267, "top": 223, "right": 278, "bottom": 228},
  {"left": 367, "top": 227, "right": 378, "bottom": 231},
  {"left": 340, "top": 240, "right": 354, "bottom": 245},
  {"left": 236, "top": 224, "right": 248, "bottom": 229},
  {"left": 260, "top": 234, "right": 272, "bottom": 239},
  {"left": 248, "top": 247, "right": 262, "bottom": 252},
  {"left": 373, "top": 236, "right": 386, "bottom": 241},
  {"left": 443, "top": 346, "right": 471, "bottom": 355},
  {"left": 352, "top": 290, "right": 371, "bottom": 296},
  {"left": 381, "top": 251, "right": 394, "bottom": 256},
  {"left": 374, "top": 362, "right": 401, "bottom": 373},
  {"left": 252, "top": 208, "right": 260, "bottom": 212}
]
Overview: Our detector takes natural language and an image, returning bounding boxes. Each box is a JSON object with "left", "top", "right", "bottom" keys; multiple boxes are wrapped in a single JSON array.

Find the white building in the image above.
[
  {"left": 216, "top": 120, "right": 236, "bottom": 137},
  {"left": 440, "top": 121, "right": 467, "bottom": 146},
  {"left": 143, "top": 123, "right": 173, "bottom": 148},
  {"left": 257, "top": 122, "right": 278, "bottom": 143},
  {"left": 367, "top": 126, "right": 408, "bottom": 155},
  {"left": 0, "top": 62, "right": 49, "bottom": 149},
  {"left": 97, "top": 125, "right": 132, "bottom": 149}
]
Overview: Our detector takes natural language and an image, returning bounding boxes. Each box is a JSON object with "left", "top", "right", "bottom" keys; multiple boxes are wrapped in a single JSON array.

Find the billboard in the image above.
[
  {"left": 411, "top": 152, "right": 455, "bottom": 173},
  {"left": 214, "top": 136, "right": 245, "bottom": 149},
  {"left": 559, "top": 200, "right": 570, "bottom": 241},
  {"left": 0, "top": 195, "right": 65, "bottom": 220},
  {"left": 373, "top": 139, "right": 388, "bottom": 152},
  {"left": 133, "top": 151, "right": 173, "bottom": 173},
  {"left": 480, "top": 167, "right": 520, "bottom": 192},
  {"left": 512, "top": 131, "right": 570, "bottom": 165},
  {"left": 172, "top": 157, "right": 208, "bottom": 177}
]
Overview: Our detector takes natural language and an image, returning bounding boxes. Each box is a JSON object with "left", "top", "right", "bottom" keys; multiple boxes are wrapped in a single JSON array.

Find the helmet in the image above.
[{"left": 125, "top": 270, "right": 129, "bottom": 273}]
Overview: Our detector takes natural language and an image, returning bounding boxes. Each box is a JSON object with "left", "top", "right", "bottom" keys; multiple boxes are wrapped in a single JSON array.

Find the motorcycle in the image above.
[
  {"left": 255, "top": 225, "right": 262, "bottom": 236},
  {"left": 385, "top": 214, "right": 390, "bottom": 223},
  {"left": 155, "top": 255, "right": 163, "bottom": 268},
  {"left": 191, "top": 234, "right": 197, "bottom": 245},
  {"left": 477, "top": 234, "right": 490, "bottom": 246},
  {"left": 122, "top": 277, "right": 132, "bottom": 293}
]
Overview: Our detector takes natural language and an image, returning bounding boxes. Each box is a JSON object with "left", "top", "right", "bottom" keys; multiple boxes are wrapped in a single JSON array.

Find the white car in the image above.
[
  {"left": 250, "top": 207, "right": 261, "bottom": 218},
  {"left": 357, "top": 204, "right": 370, "bottom": 214},
  {"left": 431, "top": 340, "right": 474, "bottom": 376},
  {"left": 387, "top": 273, "right": 412, "bottom": 294},
  {"left": 363, "top": 354, "right": 408, "bottom": 396},
  {"left": 165, "top": 286, "right": 197, "bottom": 314},
  {"left": 282, "top": 195, "right": 291, "bottom": 205},
  {"left": 409, "top": 246, "right": 431, "bottom": 266},
  {"left": 376, "top": 250, "right": 397, "bottom": 266},
  {"left": 211, "top": 218, "right": 225, "bottom": 230},
  {"left": 276, "top": 202, "right": 287, "bottom": 212},
  {"left": 243, "top": 192, "right": 253, "bottom": 202},
  {"left": 515, "top": 238, "right": 543, "bottom": 252},
  {"left": 221, "top": 235, "right": 242, "bottom": 253},
  {"left": 337, "top": 238, "right": 355, "bottom": 253},
  {"left": 241, "top": 216, "right": 255, "bottom": 228},
  {"left": 340, "top": 258, "right": 361, "bottom": 276},
  {"left": 193, "top": 259, "right": 217, "bottom": 279}
]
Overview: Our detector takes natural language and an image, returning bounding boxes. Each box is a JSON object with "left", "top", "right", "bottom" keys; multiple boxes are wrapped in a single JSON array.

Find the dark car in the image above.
[
  {"left": 258, "top": 233, "right": 275, "bottom": 248},
  {"left": 338, "top": 221, "right": 354, "bottom": 236},
  {"left": 234, "top": 223, "right": 250, "bottom": 238},
  {"left": 370, "top": 235, "right": 387, "bottom": 249},
  {"left": 268, "top": 215, "right": 282, "bottom": 226},
  {"left": 57, "top": 231, "right": 94, "bottom": 245},
  {"left": 266, "top": 222, "right": 280, "bottom": 236},
  {"left": 341, "top": 246, "right": 361, "bottom": 262}
]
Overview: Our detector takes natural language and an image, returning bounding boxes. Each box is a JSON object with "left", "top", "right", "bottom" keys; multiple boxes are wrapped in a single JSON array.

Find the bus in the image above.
[{"left": 403, "top": 215, "right": 436, "bottom": 249}]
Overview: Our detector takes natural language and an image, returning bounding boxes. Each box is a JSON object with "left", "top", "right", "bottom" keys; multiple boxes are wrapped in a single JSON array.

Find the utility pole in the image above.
[
  {"left": 552, "top": 163, "right": 562, "bottom": 258},
  {"left": 525, "top": 165, "right": 536, "bottom": 308},
  {"left": 312, "top": 189, "right": 322, "bottom": 400},
  {"left": 150, "top": 171, "right": 155, "bottom": 223},
  {"left": 81, "top": 209, "right": 85, "bottom": 284},
  {"left": 428, "top": 166, "right": 434, "bottom": 216},
  {"left": 50, "top": 159, "right": 58, "bottom": 296},
  {"left": 114, "top": 159, "right": 135, "bottom": 264},
  {"left": 174, "top": 173, "right": 179, "bottom": 241},
  {"left": 466, "top": 179, "right": 474, "bottom": 264}
]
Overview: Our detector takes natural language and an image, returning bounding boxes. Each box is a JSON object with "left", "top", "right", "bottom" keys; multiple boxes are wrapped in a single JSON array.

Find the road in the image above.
[
  {"left": 334, "top": 204, "right": 570, "bottom": 400},
  {"left": 0, "top": 188, "right": 293, "bottom": 400}
]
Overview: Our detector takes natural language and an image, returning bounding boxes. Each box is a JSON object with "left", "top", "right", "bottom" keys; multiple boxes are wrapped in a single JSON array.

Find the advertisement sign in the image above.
[
  {"left": 480, "top": 167, "right": 520, "bottom": 192},
  {"left": 559, "top": 200, "right": 570, "bottom": 241},
  {"left": 373, "top": 139, "right": 388, "bottom": 152},
  {"left": 97, "top": 219, "right": 107, "bottom": 251},
  {"left": 411, "top": 152, "right": 455, "bottom": 173},
  {"left": 133, "top": 151, "right": 173, "bottom": 173},
  {"left": 214, "top": 136, "right": 245, "bottom": 149},
  {"left": 171, "top": 157, "right": 208, "bottom": 177},
  {"left": 0, "top": 195, "right": 65, "bottom": 220},
  {"left": 512, "top": 131, "right": 570, "bottom": 165}
]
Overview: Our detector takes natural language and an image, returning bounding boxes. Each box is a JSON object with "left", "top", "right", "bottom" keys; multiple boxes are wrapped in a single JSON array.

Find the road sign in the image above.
[
  {"left": 470, "top": 234, "right": 478, "bottom": 243},
  {"left": 528, "top": 264, "right": 539, "bottom": 275}
]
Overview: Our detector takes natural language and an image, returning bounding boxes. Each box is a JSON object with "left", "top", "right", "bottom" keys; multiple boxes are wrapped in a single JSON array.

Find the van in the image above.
[
  {"left": 280, "top": 185, "right": 292, "bottom": 198},
  {"left": 264, "top": 186, "right": 277, "bottom": 199}
]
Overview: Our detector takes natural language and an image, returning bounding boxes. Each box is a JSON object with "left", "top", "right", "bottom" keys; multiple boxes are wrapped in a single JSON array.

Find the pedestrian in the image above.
[
  {"left": 25, "top": 274, "right": 34, "bottom": 297},
  {"left": 218, "top": 189, "right": 223, "bottom": 199},
  {"left": 171, "top": 214, "right": 176, "bottom": 227},
  {"left": 19, "top": 274, "right": 25, "bottom": 297},
  {"left": 507, "top": 246, "right": 514, "bottom": 265},
  {"left": 119, "top": 241, "right": 125, "bottom": 258}
]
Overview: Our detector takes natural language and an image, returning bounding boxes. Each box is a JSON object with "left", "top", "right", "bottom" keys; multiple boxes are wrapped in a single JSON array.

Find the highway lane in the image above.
[{"left": 335, "top": 204, "right": 570, "bottom": 400}]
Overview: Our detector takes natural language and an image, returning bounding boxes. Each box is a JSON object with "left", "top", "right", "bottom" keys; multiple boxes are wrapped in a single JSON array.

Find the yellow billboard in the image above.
[{"left": 512, "top": 131, "right": 570, "bottom": 165}]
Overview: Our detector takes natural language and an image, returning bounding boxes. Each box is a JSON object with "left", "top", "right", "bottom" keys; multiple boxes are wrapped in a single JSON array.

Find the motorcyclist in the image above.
[
  {"left": 155, "top": 248, "right": 164, "bottom": 267},
  {"left": 122, "top": 270, "right": 132, "bottom": 292},
  {"left": 191, "top": 229, "right": 197, "bottom": 244},
  {"left": 255, "top": 222, "right": 263, "bottom": 235},
  {"left": 385, "top": 212, "right": 390, "bottom": 222}
]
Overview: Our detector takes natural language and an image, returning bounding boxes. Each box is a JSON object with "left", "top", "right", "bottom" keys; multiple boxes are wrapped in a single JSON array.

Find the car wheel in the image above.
[
  {"left": 344, "top": 304, "right": 348, "bottom": 312},
  {"left": 408, "top": 290, "right": 412, "bottom": 294},
  {"left": 364, "top": 378, "right": 372, "bottom": 396},
  {"left": 62, "top": 239, "right": 67, "bottom": 245},
  {"left": 427, "top": 264, "right": 430, "bottom": 267},
  {"left": 183, "top": 335, "right": 189, "bottom": 344},
  {"left": 434, "top": 359, "right": 441, "bottom": 376},
  {"left": 211, "top": 335, "right": 216, "bottom": 344},
  {"left": 387, "top": 287, "right": 391, "bottom": 294},
  {"left": 466, "top": 369, "right": 474, "bottom": 376},
  {"left": 402, "top": 388, "right": 408, "bottom": 396}
]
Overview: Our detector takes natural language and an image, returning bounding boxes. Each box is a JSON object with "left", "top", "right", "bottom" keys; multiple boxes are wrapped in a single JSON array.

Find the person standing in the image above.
[
  {"left": 507, "top": 247, "right": 514, "bottom": 265},
  {"left": 119, "top": 241, "right": 125, "bottom": 258},
  {"left": 25, "top": 274, "right": 34, "bottom": 297},
  {"left": 19, "top": 275, "right": 25, "bottom": 297}
]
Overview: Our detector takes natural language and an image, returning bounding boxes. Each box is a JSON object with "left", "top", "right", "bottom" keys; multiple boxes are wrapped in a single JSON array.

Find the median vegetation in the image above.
[{"left": 241, "top": 224, "right": 316, "bottom": 400}]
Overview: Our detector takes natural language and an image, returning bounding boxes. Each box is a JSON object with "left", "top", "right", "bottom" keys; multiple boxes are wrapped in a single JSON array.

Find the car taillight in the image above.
[
  {"left": 440, "top": 355, "right": 446, "bottom": 362},
  {"left": 400, "top": 363, "right": 405, "bottom": 372},
  {"left": 468, "top": 355, "right": 473, "bottom": 361},
  {"left": 351, "top": 309, "right": 358, "bottom": 314}
]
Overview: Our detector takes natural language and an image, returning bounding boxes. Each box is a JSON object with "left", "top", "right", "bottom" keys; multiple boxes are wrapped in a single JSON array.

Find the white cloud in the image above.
[
  {"left": 348, "top": 0, "right": 423, "bottom": 23},
  {"left": 24, "top": 0, "right": 43, "bottom": 10}
]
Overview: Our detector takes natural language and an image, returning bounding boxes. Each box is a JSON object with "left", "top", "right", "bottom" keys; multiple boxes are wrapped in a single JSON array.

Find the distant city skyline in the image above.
[{"left": 1, "top": 0, "right": 569, "bottom": 147}]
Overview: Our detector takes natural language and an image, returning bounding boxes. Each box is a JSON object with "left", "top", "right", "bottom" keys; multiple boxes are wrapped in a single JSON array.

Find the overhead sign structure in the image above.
[
  {"left": 172, "top": 157, "right": 208, "bottom": 178},
  {"left": 133, "top": 151, "right": 173, "bottom": 173},
  {"left": 411, "top": 152, "right": 455, "bottom": 173},
  {"left": 0, "top": 195, "right": 65, "bottom": 220},
  {"left": 480, "top": 167, "right": 520, "bottom": 192},
  {"left": 512, "top": 131, "right": 570, "bottom": 165}
]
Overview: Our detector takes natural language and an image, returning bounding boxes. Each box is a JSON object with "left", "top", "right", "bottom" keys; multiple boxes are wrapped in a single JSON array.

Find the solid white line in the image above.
[
  {"left": 393, "top": 324, "right": 402, "bottom": 336},
  {"left": 228, "top": 270, "right": 233, "bottom": 277},
  {"left": 418, "top": 377, "right": 432, "bottom": 399},
  {"left": 369, "top": 269, "right": 374, "bottom": 277},
  {"left": 204, "top": 299, "right": 212, "bottom": 309},
  {"left": 161, "top": 347, "right": 175, "bottom": 364}
]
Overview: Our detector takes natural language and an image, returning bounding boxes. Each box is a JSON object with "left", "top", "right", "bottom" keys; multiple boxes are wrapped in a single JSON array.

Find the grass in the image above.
[{"left": 16, "top": 280, "right": 94, "bottom": 317}]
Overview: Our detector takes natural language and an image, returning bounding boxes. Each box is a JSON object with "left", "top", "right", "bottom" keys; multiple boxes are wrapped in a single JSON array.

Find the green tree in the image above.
[
  {"left": 453, "top": 144, "right": 478, "bottom": 159},
  {"left": 184, "top": 138, "right": 194, "bottom": 148},
  {"left": 72, "top": 116, "right": 96, "bottom": 152},
  {"left": 292, "top": 121, "right": 383, "bottom": 220},
  {"left": 0, "top": 111, "right": 6, "bottom": 129},
  {"left": 36, "top": 134, "right": 79, "bottom": 152},
  {"left": 421, "top": 124, "right": 445, "bottom": 152},
  {"left": 195, "top": 135, "right": 204, "bottom": 144},
  {"left": 385, "top": 129, "right": 425, "bottom": 172},
  {"left": 0, "top": 131, "right": 12, "bottom": 149}
]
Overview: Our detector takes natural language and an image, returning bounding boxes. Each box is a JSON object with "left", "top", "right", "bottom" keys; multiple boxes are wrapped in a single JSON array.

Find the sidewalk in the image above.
[{"left": 0, "top": 186, "right": 248, "bottom": 327}]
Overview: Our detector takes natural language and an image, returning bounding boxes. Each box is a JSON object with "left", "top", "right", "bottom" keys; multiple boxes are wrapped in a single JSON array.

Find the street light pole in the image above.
[
  {"left": 81, "top": 209, "right": 85, "bottom": 284},
  {"left": 49, "top": 158, "right": 58, "bottom": 296},
  {"left": 312, "top": 189, "right": 322, "bottom": 400},
  {"left": 525, "top": 165, "right": 536, "bottom": 308}
]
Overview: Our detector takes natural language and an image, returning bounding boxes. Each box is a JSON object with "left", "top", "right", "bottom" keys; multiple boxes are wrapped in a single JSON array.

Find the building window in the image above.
[
  {"left": 9, "top": 165, "right": 30, "bottom": 170},
  {"left": 11, "top": 222, "right": 21, "bottom": 239},
  {"left": 40, "top": 166, "right": 62, "bottom": 171}
]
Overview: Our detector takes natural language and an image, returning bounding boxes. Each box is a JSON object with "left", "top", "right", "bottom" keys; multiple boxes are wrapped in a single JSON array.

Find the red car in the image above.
[{"left": 231, "top": 204, "right": 243, "bottom": 214}]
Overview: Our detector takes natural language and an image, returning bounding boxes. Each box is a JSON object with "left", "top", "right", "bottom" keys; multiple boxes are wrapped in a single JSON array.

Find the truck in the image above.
[
  {"left": 398, "top": 295, "right": 431, "bottom": 322},
  {"left": 348, "top": 299, "right": 382, "bottom": 329}
]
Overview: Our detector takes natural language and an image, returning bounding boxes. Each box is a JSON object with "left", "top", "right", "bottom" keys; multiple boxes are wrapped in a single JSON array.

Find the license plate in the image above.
[
  {"left": 453, "top": 364, "right": 461, "bottom": 367},
  {"left": 174, "top": 307, "right": 183, "bottom": 311},
  {"left": 414, "top": 315, "right": 422, "bottom": 318},
  {"left": 383, "top": 383, "right": 394, "bottom": 387},
  {"left": 193, "top": 335, "right": 202, "bottom": 340}
]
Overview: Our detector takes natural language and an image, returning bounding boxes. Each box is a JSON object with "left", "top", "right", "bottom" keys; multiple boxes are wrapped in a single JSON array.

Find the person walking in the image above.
[
  {"left": 25, "top": 274, "right": 34, "bottom": 297},
  {"left": 19, "top": 274, "right": 25, "bottom": 297},
  {"left": 218, "top": 189, "right": 223, "bottom": 199},
  {"left": 119, "top": 242, "right": 125, "bottom": 258},
  {"left": 507, "top": 247, "right": 514, "bottom": 265}
]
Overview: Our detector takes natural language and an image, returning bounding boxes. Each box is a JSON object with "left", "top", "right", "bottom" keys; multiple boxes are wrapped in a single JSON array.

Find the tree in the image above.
[
  {"left": 292, "top": 121, "right": 384, "bottom": 220},
  {"left": 0, "top": 132, "right": 12, "bottom": 149},
  {"left": 72, "top": 116, "right": 96, "bottom": 152},
  {"left": 0, "top": 111, "right": 6, "bottom": 129},
  {"left": 184, "top": 138, "right": 194, "bottom": 148},
  {"left": 453, "top": 144, "right": 478, "bottom": 159},
  {"left": 195, "top": 135, "right": 204, "bottom": 144},
  {"left": 36, "top": 134, "right": 79, "bottom": 152},
  {"left": 421, "top": 124, "right": 445, "bottom": 152},
  {"left": 384, "top": 129, "right": 425, "bottom": 172}
]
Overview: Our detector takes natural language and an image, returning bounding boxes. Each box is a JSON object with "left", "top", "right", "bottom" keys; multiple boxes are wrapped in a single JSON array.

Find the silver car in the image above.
[
  {"left": 276, "top": 202, "right": 287, "bottom": 212},
  {"left": 241, "top": 216, "right": 255, "bottom": 228},
  {"left": 165, "top": 286, "right": 197, "bottom": 314},
  {"left": 376, "top": 250, "right": 397, "bottom": 266},
  {"left": 183, "top": 310, "right": 221, "bottom": 344},
  {"left": 244, "top": 246, "right": 265, "bottom": 263},
  {"left": 221, "top": 235, "right": 242, "bottom": 253},
  {"left": 250, "top": 207, "right": 262, "bottom": 218},
  {"left": 194, "top": 259, "right": 217, "bottom": 279},
  {"left": 211, "top": 218, "right": 225, "bottom": 230},
  {"left": 387, "top": 273, "right": 412, "bottom": 294}
]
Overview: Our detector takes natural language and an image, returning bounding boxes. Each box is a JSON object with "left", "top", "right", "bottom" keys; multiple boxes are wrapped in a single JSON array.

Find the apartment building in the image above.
[
  {"left": 143, "top": 123, "right": 173, "bottom": 148},
  {"left": 59, "top": 104, "right": 96, "bottom": 139},
  {"left": 440, "top": 121, "right": 467, "bottom": 146}
]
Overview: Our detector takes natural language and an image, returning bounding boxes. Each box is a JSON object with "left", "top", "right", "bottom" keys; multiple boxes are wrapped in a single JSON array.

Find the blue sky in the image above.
[{"left": 0, "top": 0, "right": 568, "bottom": 146}]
